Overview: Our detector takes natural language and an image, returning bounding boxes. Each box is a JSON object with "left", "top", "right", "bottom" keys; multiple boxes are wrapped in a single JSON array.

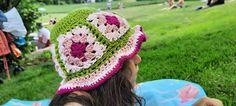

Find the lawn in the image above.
[
  {"left": 1, "top": 1, "right": 236, "bottom": 105},
  {"left": 38, "top": 0, "right": 164, "bottom": 25},
  {"left": 42, "top": 0, "right": 164, "bottom": 13}
]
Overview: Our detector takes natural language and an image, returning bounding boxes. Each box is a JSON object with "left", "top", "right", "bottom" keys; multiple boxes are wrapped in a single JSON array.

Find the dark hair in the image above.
[{"left": 50, "top": 60, "right": 143, "bottom": 106}]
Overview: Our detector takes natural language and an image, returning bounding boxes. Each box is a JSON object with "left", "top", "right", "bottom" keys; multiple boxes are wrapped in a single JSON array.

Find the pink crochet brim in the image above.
[{"left": 56, "top": 25, "right": 147, "bottom": 94}]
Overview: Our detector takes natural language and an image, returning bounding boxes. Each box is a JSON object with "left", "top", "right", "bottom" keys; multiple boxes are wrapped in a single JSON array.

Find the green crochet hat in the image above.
[{"left": 51, "top": 8, "right": 147, "bottom": 94}]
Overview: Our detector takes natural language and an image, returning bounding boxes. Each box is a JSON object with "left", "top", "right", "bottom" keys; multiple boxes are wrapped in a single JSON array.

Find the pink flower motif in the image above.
[
  {"left": 93, "top": 42, "right": 102, "bottom": 50},
  {"left": 57, "top": 35, "right": 66, "bottom": 43},
  {"left": 118, "top": 27, "right": 127, "bottom": 34},
  {"left": 87, "top": 34, "right": 96, "bottom": 43},
  {"left": 62, "top": 39, "right": 72, "bottom": 47},
  {"left": 86, "top": 44, "right": 94, "bottom": 52},
  {"left": 93, "top": 43, "right": 105, "bottom": 56},
  {"left": 79, "top": 35, "right": 87, "bottom": 43},
  {"left": 66, "top": 56, "right": 75, "bottom": 64},
  {"left": 87, "top": 14, "right": 97, "bottom": 22},
  {"left": 74, "top": 58, "right": 83, "bottom": 66},
  {"left": 32, "top": 102, "right": 41, "bottom": 106},
  {"left": 62, "top": 47, "right": 71, "bottom": 56},
  {"left": 71, "top": 35, "right": 81, "bottom": 43},
  {"left": 85, "top": 52, "right": 96, "bottom": 60},
  {"left": 178, "top": 84, "right": 199, "bottom": 103},
  {"left": 97, "top": 15, "right": 107, "bottom": 25},
  {"left": 70, "top": 42, "right": 87, "bottom": 59},
  {"left": 58, "top": 25, "right": 107, "bottom": 71},
  {"left": 72, "top": 27, "right": 83, "bottom": 36},
  {"left": 110, "top": 32, "right": 120, "bottom": 41},
  {"left": 105, "top": 15, "right": 120, "bottom": 27},
  {"left": 119, "top": 21, "right": 126, "bottom": 27},
  {"left": 105, "top": 24, "right": 118, "bottom": 34},
  {"left": 112, "top": 25, "right": 119, "bottom": 31},
  {"left": 105, "top": 24, "right": 113, "bottom": 34}
]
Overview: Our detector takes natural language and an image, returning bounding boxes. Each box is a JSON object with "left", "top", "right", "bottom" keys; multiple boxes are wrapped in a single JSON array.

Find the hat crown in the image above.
[
  {"left": 52, "top": 9, "right": 132, "bottom": 80},
  {"left": 51, "top": 8, "right": 146, "bottom": 94}
]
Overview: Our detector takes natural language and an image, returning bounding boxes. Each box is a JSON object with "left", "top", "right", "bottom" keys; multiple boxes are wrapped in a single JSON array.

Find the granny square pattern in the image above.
[{"left": 51, "top": 9, "right": 147, "bottom": 94}]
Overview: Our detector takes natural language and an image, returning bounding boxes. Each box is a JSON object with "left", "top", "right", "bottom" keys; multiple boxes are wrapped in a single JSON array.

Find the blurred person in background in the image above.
[
  {"left": 168, "top": 0, "right": 185, "bottom": 9},
  {"left": 207, "top": 0, "right": 224, "bottom": 6},
  {"left": 36, "top": 23, "right": 50, "bottom": 49}
]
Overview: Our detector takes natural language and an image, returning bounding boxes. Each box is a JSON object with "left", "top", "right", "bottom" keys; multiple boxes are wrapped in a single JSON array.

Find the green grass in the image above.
[
  {"left": 1, "top": 1, "right": 236, "bottom": 105},
  {"left": 38, "top": 0, "right": 164, "bottom": 25},
  {"left": 42, "top": 1, "right": 164, "bottom": 13},
  {"left": 0, "top": 52, "right": 61, "bottom": 104}
]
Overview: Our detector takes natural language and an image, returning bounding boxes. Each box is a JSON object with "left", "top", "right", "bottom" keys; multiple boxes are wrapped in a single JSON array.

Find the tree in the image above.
[
  {"left": 0, "top": 0, "right": 41, "bottom": 53},
  {"left": 0, "top": 0, "right": 21, "bottom": 10},
  {"left": 0, "top": 0, "right": 41, "bottom": 34},
  {"left": 0, "top": 0, "right": 41, "bottom": 80}
]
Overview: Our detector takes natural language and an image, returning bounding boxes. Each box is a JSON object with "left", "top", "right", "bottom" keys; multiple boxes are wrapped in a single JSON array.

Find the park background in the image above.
[{"left": 0, "top": 0, "right": 235, "bottom": 105}]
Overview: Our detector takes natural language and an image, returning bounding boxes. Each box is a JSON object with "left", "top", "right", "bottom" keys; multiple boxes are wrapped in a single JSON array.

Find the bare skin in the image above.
[
  {"left": 64, "top": 102, "right": 82, "bottom": 106},
  {"left": 193, "top": 97, "right": 224, "bottom": 106},
  {"left": 127, "top": 55, "right": 142, "bottom": 87}
]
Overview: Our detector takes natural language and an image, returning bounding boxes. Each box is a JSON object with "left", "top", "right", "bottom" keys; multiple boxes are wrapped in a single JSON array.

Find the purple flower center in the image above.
[
  {"left": 105, "top": 15, "right": 120, "bottom": 27},
  {"left": 70, "top": 42, "right": 87, "bottom": 59}
]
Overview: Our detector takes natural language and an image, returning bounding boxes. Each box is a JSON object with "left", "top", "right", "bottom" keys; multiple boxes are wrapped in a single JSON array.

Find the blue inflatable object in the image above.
[
  {"left": 2, "top": 99, "right": 50, "bottom": 106},
  {"left": 135, "top": 79, "right": 206, "bottom": 106},
  {"left": 2, "top": 79, "right": 206, "bottom": 106},
  {"left": 15, "top": 37, "right": 26, "bottom": 46}
]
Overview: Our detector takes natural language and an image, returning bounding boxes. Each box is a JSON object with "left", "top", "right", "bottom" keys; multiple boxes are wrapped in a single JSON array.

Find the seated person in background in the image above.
[
  {"left": 107, "top": 0, "right": 112, "bottom": 10},
  {"left": 196, "top": 0, "right": 224, "bottom": 10},
  {"left": 177, "top": 0, "right": 185, "bottom": 8},
  {"left": 36, "top": 23, "right": 50, "bottom": 49},
  {"left": 168, "top": 0, "right": 175, "bottom": 7},
  {"left": 49, "top": 8, "right": 223, "bottom": 106},
  {"left": 49, "top": 18, "right": 57, "bottom": 25},
  {"left": 207, "top": 0, "right": 224, "bottom": 7},
  {"left": 168, "top": 0, "right": 185, "bottom": 9}
]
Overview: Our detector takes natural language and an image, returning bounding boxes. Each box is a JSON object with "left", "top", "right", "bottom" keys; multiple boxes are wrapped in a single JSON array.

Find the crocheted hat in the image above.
[{"left": 51, "top": 8, "right": 147, "bottom": 94}]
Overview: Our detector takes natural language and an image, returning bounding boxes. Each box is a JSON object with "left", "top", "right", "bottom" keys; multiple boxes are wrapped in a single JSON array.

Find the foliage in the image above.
[
  {"left": 16, "top": 0, "right": 41, "bottom": 54},
  {"left": 0, "top": 1, "right": 236, "bottom": 105},
  {"left": 0, "top": 0, "right": 21, "bottom": 11},
  {"left": 0, "top": 0, "right": 41, "bottom": 77},
  {"left": 17, "top": 0, "right": 41, "bottom": 34},
  {"left": 0, "top": 0, "right": 41, "bottom": 34},
  {"left": 0, "top": 0, "right": 41, "bottom": 53}
]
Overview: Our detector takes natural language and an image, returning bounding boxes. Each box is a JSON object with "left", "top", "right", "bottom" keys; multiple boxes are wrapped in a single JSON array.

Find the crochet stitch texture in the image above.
[{"left": 51, "top": 8, "right": 147, "bottom": 94}]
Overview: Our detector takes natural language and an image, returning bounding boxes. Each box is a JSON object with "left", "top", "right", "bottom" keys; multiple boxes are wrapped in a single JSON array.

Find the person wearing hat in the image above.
[
  {"left": 49, "top": 9, "right": 223, "bottom": 106},
  {"left": 37, "top": 22, "right": 51, "bottom": 49}
]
